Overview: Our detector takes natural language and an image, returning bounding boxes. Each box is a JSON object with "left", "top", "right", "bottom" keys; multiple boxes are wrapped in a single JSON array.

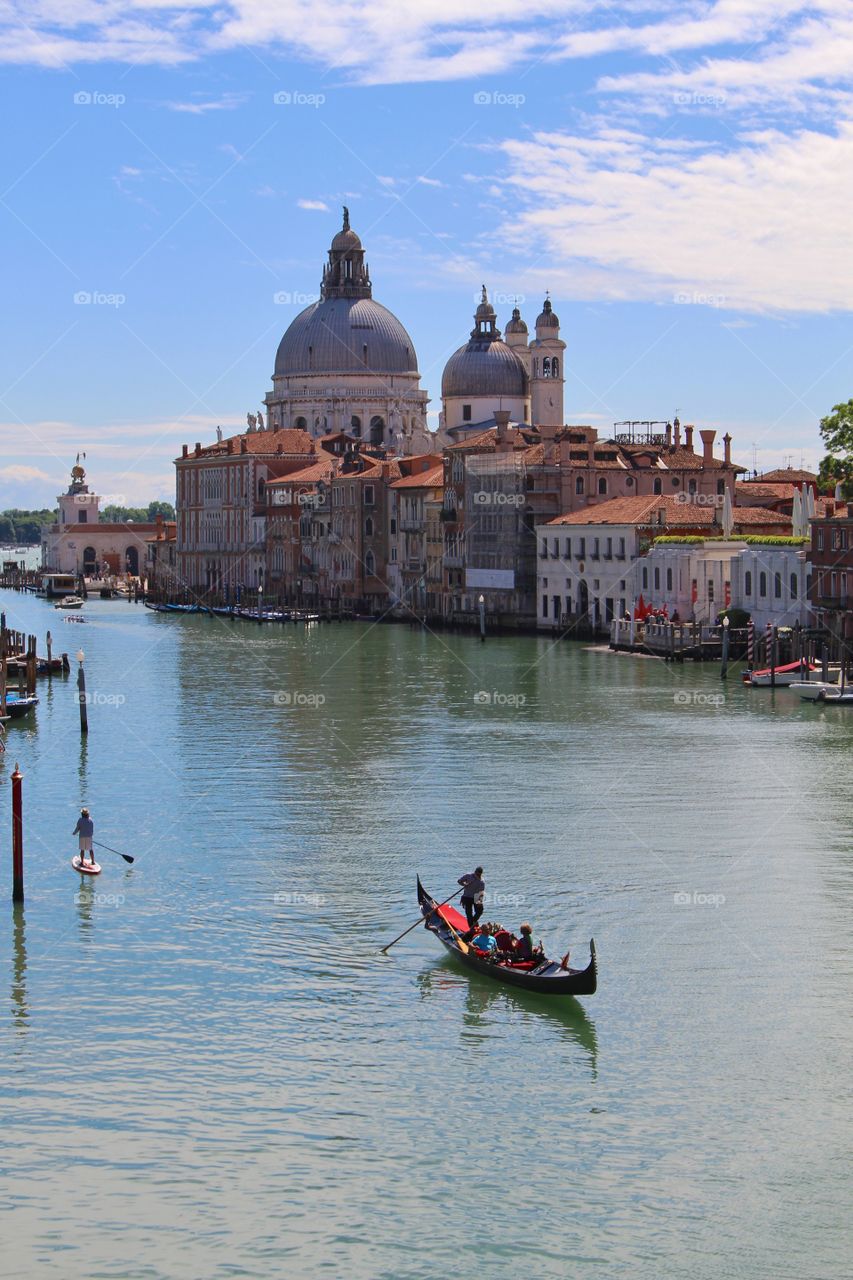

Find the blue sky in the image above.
[{"left": 1, "top": 1, "right": 852, "bottom": 507}]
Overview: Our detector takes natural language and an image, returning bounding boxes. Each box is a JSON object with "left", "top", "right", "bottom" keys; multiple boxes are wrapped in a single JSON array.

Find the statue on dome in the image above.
[
  {"left": 342, "top": 206, "right": 350, "bottom": 231},
  {"left": 257, "top": 409, "right": 265, "bottom": 430},
  {"left": 247, "top": 412, "right": 257, "bottom": 432}
]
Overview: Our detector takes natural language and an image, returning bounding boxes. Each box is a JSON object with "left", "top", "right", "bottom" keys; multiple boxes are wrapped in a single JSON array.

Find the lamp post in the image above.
[
  {"left": 257, "top": 583, "right": 263, "bottom": 624},
  {"left": 720, "top": 614, "right": 730, "bottom": 680},
  {"left": 478, "top": 594, "right": 486, "bottom": 643},
  {"left": 76, "top": 648, "right": 88, "bottom": 736}
]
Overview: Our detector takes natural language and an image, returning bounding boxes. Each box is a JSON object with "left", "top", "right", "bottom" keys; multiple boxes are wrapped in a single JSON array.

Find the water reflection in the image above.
[
  {"left": 416, "top": 959, "right": 598, "bottom": 1074},
  {"left": 10, "top": 904, "right": 28, "bottom": 1033}
]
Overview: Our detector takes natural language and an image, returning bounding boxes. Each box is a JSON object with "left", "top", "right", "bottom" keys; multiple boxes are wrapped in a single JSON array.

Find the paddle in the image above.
[
  {"left": 93, "top": 839, "right": 134, "bottom": 865},
  {"left": 381, "top": 889, "right": 463, "bottom": 953}
]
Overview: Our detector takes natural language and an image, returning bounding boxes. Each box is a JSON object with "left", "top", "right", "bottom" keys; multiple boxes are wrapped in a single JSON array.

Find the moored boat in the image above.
[
  {"left": 417, "top": 876, "right": 596, "bottom": 997},
  {"left": 55, "top": 595, "right": 84, "bottom": 609},
  {"left": 743, "top": 660, "right": 820, "bottom": 687},
  {"left": 2, "top": 693, "right": 39, "bottom": 718}
]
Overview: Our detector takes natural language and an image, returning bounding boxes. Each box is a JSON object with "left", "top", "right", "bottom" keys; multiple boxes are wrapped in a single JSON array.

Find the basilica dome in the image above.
[
  {"left": 441, "top": 288, "right": 528, "bottom": 399},
  {"left": 274, "top": 209, "right": 419, "bottom": 379}
]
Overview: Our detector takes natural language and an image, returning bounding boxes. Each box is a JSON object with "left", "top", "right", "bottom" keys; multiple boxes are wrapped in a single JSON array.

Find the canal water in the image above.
[{"left": 0, "top": 591, "right": 850, "bottom": 1279}]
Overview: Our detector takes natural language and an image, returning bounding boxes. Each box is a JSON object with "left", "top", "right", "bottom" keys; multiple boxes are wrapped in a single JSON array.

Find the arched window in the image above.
[
  {"left": 258, "top": 477, "right": 266, "bottom": 501},
  {"left": 744, "top": 570, "right": 752, "bottom": 595},
  {"left": 351, "top": 415, "right": 361, "bottom": 437},
  {"left": 653, "top": 478, "right": 662, "bottom": 495},
  {"left": 365, "top": 516, "right": 374, "bottom": 537},
  {"left": 654, "top": 567, "right": 660, "bottom": 590},
  {"left": 295, "top": 416, "right": 307, "bottom": 429},
  {"left": 533, "top": 358, "right": 540, "bottom": 377},
  {"left": 790, "top": 573, "right": 798, "bottom": 599},
  {"left": 688, "top": 479, "right": 697, "bottom": 494},
  {"left": 774, "top": 572, "right": 782, "bottom": 598},
  {"left": 575, "top": 476, "right": 584, "bottom": 495},
  {"left": 543, "top": 357, "right": 551, "bottom": 377},
  {"left": 83, "top": 546, "right": 97, "bottom": 573},
  {"left": 552, "top": 358, "right": 559, "bottom": 378},
  {"left": 365, "top": 550, "right": 375, "bottom": 575},
  {"left": 642, "top": 567, "right": 649, "bottom": 589},
  {"left": 666, "top": 567, "right": 673, "bottom": 591},
  {"left": 717, "top": 479, "right": 725, "bottom": 495},
  {"left": 370, "top": 416, "right": 384, "bottom": 446},
  {"left": 597, "top": 477, "right": 607, "bottom": 496},
  {"left": 759, "top": 572, "right": 767, "bottom": 597}
]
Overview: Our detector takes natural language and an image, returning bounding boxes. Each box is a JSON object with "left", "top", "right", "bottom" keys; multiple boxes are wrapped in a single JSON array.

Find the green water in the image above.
[{"left": 1, "top": 591, "right": 850, "bottom": 1279}]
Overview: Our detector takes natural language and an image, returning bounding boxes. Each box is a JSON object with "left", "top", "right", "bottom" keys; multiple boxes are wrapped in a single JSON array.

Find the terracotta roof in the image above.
[
  {"left": 813, "top": 499, "right": 850, "bottom": 519},
  {"left": 266, "top": 458, "right": 336, "bottom": 487},
  {"left": 758, "top": 468, "right": 817, "bottom": 483},
  {"left": 547, "top": 495, "right": 790, "bottom": 529},
  {"left": 177, "top": 429, "right": 315, "bottom": 461},
  {"left": 391, "top": 464, "right": 444, "bottom": 490},
  {"left": 736, "top": 482, "right": 796, "bottom": 501},
  {"left": 446, "top": 427, "right": 531, "bottom": 452}
]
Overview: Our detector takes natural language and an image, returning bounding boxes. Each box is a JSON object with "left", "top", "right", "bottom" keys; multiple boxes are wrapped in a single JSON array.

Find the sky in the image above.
[{"left": 1, "top": 0, "right": 852, "bottom": 509}]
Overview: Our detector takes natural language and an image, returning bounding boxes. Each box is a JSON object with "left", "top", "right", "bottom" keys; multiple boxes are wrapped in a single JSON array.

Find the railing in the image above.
[
  {"left": 444, "top": 553, "right": 463, "bottom": 568},
  {"left": 399, "top": 518, "right": 423, "bottom": 532},
  {"left": 816, "top": 593, "right": 850, "bottom": 608}
]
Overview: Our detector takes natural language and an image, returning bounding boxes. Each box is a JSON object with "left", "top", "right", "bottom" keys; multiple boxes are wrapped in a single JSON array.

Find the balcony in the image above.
[
  {"left": 400, "top": 518, "right": 423, "bottom": 532},
  {"left": 815, "top": 593, "right": 850, "bottom": 609},
  {"left": 444, "top": 553, "right": 463, "bottom": 569}
]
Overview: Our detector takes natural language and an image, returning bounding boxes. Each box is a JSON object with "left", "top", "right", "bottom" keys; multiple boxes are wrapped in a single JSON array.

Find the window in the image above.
[
  {"left": 642, "top": 567, "right": 649, "bottom": 589},
  {"left": 759, "top": 572, "right": 767, "bottom": 597},
  {"left": 365, "top": 517, "right": 374, "bottom": 537},
  {"left": 542, "top": 594, "right": 548, "bottom": 617},
  {"left": 708, "top": 579, "right": 714, "bottom": 603},
  {"left": 369, "top": 416, "right": 384, "bottom": 446},
  {"left": 790, "top": 573, "right": 798, "bottom": 599},
  {"left": 577, "top": 537, "right": 585, "bottom": 558},
  {"left": 717, "top": 479, "right": 725, "bottom": 495},
  {"left": 364, "top": 485, "right": 374, "bottom": 506},
  {"left": 351, "top": 415, "right": 361, "bottom": 437},
  {"left": 462, "top": 405, "right": 472, "bottom": 422},
  {"left": 365, "top": 550, "right": 375, "bottom": 575},
  {"left": 605, "top": 537, "right": 612, "bottom": 559},
  {"left": 391, "top": 547, "right": 397, "bottom": 562},
  {"left": 817, "top": 529, "right": 824, "bottom": 551},
  {"left": 543, "top": 357, "right": 551, "bottom": 377},
  {"left": 552, "top": 358, "right": 559, "bottom": 378},
  {"left": 540, "top": 538, "right": 548, "bottom": 559},
  {"left": 666, "top": 567, "right": 673, "bottom": 591},
  {"left": 258, "top": 477, "right": 266, "bottom": 501},
  {"left": 654, "top": 567, "right": 660, "bottom": 590},
  {"left": 575, "top": 476, "right": 584, "bottom": 495},
  {"left": 597, "top": 477, "right": 607, "bottom": 496},
  {"left": 295, "top": 416, "right": 307, "bottom": 429},
  {"left": 552, "top": 537, "right": 559, "bottom": 557},
  {"left": 617, "top": 537, "right": 625, "bottom": 559},
  {"left": 688, "top": 479, "right": 697, "bottom": 495},
  {"left": 564, "top": 537, "right": 571, "bottom": 559},
  {"left": 390, "top": 518, "right": 396, "bottom": 535},
  {"left": 591, "top": 537, "right": 599, "bottom": 559},
  {"left": 78, "top": 509, "right": 88, "bottom": 524},
  {"left": 653, "top": 478, "right": 662, "bottom": 495},
  {"left": 745, "top": 570, "right": 752, "bottom": 596},
  {"left": 774, "top": 572, "right": 782, "bottom": 598}
]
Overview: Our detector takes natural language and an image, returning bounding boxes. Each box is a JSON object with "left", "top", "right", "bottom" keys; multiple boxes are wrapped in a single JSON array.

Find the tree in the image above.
[
  {"left": 818, "top": 399, "right": 853, "bottom": 498},
  {"left": 101, "top": 505, "right": 148, "bottom": 523},
  {"left": 146, "top": 500, "right": 175, "bottom": 520}
]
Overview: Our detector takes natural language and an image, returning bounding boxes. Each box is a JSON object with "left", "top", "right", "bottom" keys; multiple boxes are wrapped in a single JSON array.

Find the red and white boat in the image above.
[{"left": 743, "top": 660, "right": 820, "bottom": 687}]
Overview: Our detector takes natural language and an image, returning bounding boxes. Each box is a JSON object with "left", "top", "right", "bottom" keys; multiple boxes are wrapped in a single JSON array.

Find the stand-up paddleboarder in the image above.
[{"left": 73, "top": 808, "right": 95, "bottom": 866}]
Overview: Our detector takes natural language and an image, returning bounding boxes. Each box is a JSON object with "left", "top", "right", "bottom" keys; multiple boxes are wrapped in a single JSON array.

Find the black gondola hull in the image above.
[{"left": 417, "top": 876, "right": 597, "bottom": 997}]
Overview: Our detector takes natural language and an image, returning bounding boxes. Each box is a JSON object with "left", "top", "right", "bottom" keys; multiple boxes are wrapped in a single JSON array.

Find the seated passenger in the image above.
[
  {"left": 494, "top": 927, "right": 516, "bottom": 954},
  {"left": 514, "top": 923, "right": 537, "bottom": 960},
  {"left": 470, "top": 925, "right": 497, "bottom": 953}
]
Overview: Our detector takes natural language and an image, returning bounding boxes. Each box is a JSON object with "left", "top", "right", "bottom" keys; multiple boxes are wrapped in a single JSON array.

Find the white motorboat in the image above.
[{"left": 55, "top": 595, "right": 84, "bottom": 609}]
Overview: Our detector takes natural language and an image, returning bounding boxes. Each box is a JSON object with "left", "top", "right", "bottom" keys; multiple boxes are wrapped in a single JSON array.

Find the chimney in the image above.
[
  {"left": 241, "top": 438, "right": 248, "bottom": 454},
  {"left": 699, "top": 429, "right": 716, "bottom": 465},
  {"left": 494, "top": 409, "right": 513, "bottom": 453},
  {"left": 182, "top": 444, "right": 188, "bottom": 458},
  {"left": 723, "top": 432, "right": 732, "bottom": 465},
  {"left": 674, "top": 418, "right": 682, "bottom": 448},
  {"left": 194, "top": 442, "right": 201, "bottom": 457},
  {"left": 684, "top": 424, "right": 694, "bottom": 452},
  {"left": 826, "top": 500, "right": 835, "bottom": 518},
  {"left": 665, "top": 421, "right": 672, "bottom": 448}
]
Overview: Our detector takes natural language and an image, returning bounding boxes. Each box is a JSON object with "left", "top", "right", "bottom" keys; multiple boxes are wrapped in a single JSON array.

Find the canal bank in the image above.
[{"left": 1, "top": 588, "right": 850, "bottom": 1280}]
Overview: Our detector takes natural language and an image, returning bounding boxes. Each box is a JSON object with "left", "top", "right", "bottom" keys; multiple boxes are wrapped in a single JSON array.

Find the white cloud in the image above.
[
  {"left": 416, "top": 176, "right": 444, "bottom": 187},
  {"left": 296, "top": 198, "right": 330, "bottom": 211},
  {"left": 495, "top": 120, "right": 853, "bottom": 313},
  {"left": 166, "top": 93, "right": 247, "bottom": 114},
  {"left": 0, "top": 465, "right": 52, "bottom": 484}
]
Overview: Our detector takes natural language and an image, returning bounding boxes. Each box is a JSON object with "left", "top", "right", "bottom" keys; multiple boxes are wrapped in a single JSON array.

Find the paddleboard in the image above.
[{"left": 72, "top": 855, "right": 101, "bottom": 875}]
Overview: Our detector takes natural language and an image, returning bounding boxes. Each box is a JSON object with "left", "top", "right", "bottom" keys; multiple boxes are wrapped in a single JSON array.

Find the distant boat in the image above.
[
  {"left": 55, "top": 595, "right": 84, "bottom": 609},
  {"left": 807, "top": 687, "right": 853, "bottom": 706},
  {"left": 2, "top": 693, "right": 38, "bottom": 718},
  {"left": 743, "top": 660, "right": 820, "bottom": 687}
]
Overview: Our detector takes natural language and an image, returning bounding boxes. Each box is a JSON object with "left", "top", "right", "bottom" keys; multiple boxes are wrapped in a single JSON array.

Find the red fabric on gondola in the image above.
[{"left": 437, "top": 903, "right": 470, "bottom": 933}]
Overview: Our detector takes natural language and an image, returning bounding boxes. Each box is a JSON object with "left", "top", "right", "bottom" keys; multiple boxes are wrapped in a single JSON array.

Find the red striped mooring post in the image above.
[
  {"left": 11, "top": 764, "right": 23, "bottom": 903},
  {"left": 747, "top": 620, "right": 754, "bottom": 669}
]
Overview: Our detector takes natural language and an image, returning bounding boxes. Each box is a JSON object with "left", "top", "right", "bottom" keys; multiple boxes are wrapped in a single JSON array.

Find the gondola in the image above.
[{"left": 417, "top": 876, "right": 597, "bottom": 997}]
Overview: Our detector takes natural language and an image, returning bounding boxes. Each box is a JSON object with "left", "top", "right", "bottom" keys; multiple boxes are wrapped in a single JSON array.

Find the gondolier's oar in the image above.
[
  {"left": 380, "top": 889, "right": 462, "bottom": 953},
  {"left": 92, "top": 839, "right": 134, "bottom": 865}
]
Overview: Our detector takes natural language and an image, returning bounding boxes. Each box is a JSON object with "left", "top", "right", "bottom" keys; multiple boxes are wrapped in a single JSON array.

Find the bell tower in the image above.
[
  {"left": 321, "top": 207, "right": 372, "bottom": 300},
  {"left": 529, "top": 295, "right": 565, "bottom": 430}
]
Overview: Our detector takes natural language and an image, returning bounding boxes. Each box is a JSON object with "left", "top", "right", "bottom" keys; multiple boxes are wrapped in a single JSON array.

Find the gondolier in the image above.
[
  {"left": 458, "top": 866, "right": 485, "bottom": 932},
  {"left": 73, "top": 807, "right": 95, "bottom": 867}
]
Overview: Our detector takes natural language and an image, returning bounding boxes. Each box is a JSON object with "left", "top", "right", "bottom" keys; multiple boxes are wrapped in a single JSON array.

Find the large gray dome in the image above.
[
  {"left": 442, "top": 340, "right": 528, "bottom": 398},
  {"left": 275, "top": 297, "right": 419, "bottom": 378}
]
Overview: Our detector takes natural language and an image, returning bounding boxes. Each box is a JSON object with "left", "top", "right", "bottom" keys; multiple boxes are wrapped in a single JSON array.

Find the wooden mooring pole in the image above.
[{"left": 12, "top": 764, "right": 23, "bottom": 903}]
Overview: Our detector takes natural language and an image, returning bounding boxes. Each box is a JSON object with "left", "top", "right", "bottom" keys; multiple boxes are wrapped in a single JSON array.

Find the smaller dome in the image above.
[
  {"left": 536, "top": 297, "right": 560, "bottom": 329},
  {"left": 474, "top": 285, "right": 496, "bottom": 324},
  {"left": 442, "top": 341, "right": 528, "bottom": 399},
  {"left": 330, "top": 206, "right": 362, "bottom": 253},
  {"left": 505, "top": 306, "right": 528, "bottom": 335}
]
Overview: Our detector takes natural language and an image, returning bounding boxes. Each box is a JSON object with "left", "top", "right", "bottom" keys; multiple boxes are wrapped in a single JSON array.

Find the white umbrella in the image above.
[
  {"left": 807, "top": 484, "right": 816, "bottom": 522},
  {"left": 791, "top": 486, "right": 802, "bottom": 538},
  {"left": 722, "top": 487, "right": 734, "bottom": 539}
]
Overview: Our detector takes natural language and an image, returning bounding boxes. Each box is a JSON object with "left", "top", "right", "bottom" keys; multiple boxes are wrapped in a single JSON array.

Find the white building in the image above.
[
  {"left": 264, "top": 210, "right": 433, "bottom": 455},
  {"left": 641, "top": 541, "right": 811, "bottom": 629},
  {"left": 41, "top": 460, "right": 157, "bottom": 579}
]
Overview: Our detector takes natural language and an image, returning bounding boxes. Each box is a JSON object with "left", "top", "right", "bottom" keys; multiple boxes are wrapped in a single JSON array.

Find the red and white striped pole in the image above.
[{"left": 747, "top": 620, "right": 754, "bottom": 669}]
